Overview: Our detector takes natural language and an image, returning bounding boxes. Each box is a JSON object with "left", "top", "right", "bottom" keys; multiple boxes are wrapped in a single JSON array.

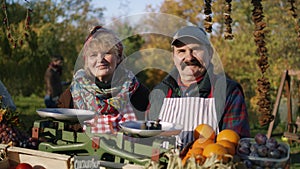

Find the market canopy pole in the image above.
[{"left": 266, "top": 70, "right": 290, "bottom": 138}]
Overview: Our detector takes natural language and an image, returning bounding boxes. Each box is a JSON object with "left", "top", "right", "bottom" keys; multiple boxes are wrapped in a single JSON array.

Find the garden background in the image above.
[{"left": 1, "top": 0, "right": 300, "bottom": 167}]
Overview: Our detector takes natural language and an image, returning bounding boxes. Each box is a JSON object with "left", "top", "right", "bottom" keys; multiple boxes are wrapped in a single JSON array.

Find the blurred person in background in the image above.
[{"left": 44, "top": 54, "right": 66, "bottom": 108}]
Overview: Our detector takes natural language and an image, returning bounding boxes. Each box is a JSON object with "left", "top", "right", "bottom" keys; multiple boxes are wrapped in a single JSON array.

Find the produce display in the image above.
[
  {"left": 146, "top": 125, "right": 291, "bottom": 169},
  {"left": 0, "top": 106, "right": 36, "bottom": 168},
  {"left": 237, "top": 133, "right": 289, "bottom": 168},
  {"left": 0, "top": 93, "right": 291, "bottom": 169},
  {"left": 0, "top": 108, "right": 37, "bottom": 149},
  {"left": 146, "top": 124, "right": 247, "bottom": 168},
  {"left": 182, "top": 127, "right": 241, "bottom": 166}
]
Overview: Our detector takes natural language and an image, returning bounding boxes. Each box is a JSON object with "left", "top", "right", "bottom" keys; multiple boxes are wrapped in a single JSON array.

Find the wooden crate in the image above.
[
  {"left": 0, "top": 144, "right": 72, "bottom": 169},
  {"left": 0, "top": 144, "right": 145, "bottom": 169}
]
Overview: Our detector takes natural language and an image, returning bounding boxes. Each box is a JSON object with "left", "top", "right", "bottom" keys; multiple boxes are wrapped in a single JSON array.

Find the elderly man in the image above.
[{"left": 149, "top": 26, "right": 250, "bottom": 147}]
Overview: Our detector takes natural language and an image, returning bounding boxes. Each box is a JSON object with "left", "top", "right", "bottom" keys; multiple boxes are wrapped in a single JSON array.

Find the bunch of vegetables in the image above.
[
  {"left": 146, "top": 124, "right": 246, "bottom": 169},
  {"left": 0, "top": 96, "right": 37, "bottom": 149},
  {"left": 146, "top": 150, "right": 245, "bottom": 169}
]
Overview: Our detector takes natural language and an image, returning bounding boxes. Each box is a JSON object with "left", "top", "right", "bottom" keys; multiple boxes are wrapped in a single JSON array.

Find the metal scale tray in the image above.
[{"left": 33, "top": 108, "right": 182, "bottom": 166}]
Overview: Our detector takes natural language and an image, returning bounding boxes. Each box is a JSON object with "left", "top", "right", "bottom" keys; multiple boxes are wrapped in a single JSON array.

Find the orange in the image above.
[
  {"left": 216, "top": 129, "right": 240, "bottom": 146},
  {"left": 194, "top": 124, "right": 216, "bottom": 140},
  {"left": 192, "top": 137, "right": 214, "bottom": 150},
  {"left": 203, "top": 143, "right": 228, "bottom": 162},
  {"left": 182, "top": 138, "right": 212, "bottom": 166},
  {"left": 216, "top": 140, "right": 236, "bottom": 155},
  {"left": 182, "top": 147, "right": 205, "bottom": 166}
]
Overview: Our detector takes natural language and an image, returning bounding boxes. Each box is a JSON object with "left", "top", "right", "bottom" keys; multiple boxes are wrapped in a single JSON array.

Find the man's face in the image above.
[
  {"left": 173, "top": 42, "right": 211, "bottom": 80},
  {"left": 53, "top": 59, "right": 63, "bottom": 67}
]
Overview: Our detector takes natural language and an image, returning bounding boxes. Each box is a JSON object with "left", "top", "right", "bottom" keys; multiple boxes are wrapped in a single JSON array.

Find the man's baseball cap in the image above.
[{"left": 171, "top": 26, "right": 211, "bottom": 46}]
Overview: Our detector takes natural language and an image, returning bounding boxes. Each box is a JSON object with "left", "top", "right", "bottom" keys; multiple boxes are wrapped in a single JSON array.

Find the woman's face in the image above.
[{"left": 86, "top": 48, "right": 120, "bottom": 82}]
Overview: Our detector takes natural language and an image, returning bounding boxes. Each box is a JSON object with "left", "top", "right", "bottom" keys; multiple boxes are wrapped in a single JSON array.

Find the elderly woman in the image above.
[{"left": 58, "top": 26, "right": 149, "bottom": 133}]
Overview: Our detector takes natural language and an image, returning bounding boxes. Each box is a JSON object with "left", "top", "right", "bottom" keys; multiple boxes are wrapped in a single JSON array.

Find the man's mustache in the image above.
[{"left": 180, "top": 59, "right": 202, "bottom": 69}]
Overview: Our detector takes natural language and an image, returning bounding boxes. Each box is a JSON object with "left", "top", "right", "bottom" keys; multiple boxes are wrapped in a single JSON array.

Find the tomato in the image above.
[{"left": 15, "top": 163, "right": 33, "bottom": 169}]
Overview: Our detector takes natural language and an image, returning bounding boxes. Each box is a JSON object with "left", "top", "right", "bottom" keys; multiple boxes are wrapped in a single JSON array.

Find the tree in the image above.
[
  {"left": 143, "top": 0, "right": 300, "bottom": 126},
  {"left": 0, "top": 0, "right": 104, "bottom": 96}
]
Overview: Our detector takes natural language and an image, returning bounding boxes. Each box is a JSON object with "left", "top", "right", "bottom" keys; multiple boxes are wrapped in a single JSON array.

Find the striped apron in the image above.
[{"left": 159, "top": 97, "right": 219, "bottom": 147}]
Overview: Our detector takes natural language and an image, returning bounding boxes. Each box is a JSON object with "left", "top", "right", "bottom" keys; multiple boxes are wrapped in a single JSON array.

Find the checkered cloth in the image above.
[
  {"left": 84, "top": 103, "right": 137, "bottom": 133},
  {"left": 71, "top": 69, "right": 139, "bottom": 133}
]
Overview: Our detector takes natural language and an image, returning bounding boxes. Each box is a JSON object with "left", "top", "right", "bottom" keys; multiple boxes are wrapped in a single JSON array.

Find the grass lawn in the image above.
[
  {"left": 13, "top": 94, "right": 45, "bottom": 133},
  {"left": 13, "top": 95, "right": 300, "bottom": 168}
]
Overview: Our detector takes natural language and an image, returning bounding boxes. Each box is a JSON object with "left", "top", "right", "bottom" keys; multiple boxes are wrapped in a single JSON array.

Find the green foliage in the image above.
[
  {"left": 113, "top": 20, "right": 145, "bottom": 57},
  {"left": 13, "top": 94, "right": 44, "bottom": 132},
  {"left": 0, "top": 0, "right": 104, "bottom": 97},
  {"left": 143, "top": 0, "right": 300, "bottom": 127},
  {"left": 1, "top": 0, "right": 300, "bottom": 128}
]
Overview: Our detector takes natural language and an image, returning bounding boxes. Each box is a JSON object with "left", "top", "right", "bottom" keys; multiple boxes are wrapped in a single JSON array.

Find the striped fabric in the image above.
[{"left": 159, "top": 97, "right": 218, "bottom": 147}]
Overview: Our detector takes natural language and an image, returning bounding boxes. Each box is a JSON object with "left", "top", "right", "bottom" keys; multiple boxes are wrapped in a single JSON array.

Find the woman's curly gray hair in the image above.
[{"left": 83, "top": 26, "right": 124, "bottom": 61}]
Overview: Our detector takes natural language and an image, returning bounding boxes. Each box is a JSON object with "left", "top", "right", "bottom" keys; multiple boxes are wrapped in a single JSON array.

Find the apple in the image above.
[{"left": 15, "top": 163, "right": 33, "bottom": 169}]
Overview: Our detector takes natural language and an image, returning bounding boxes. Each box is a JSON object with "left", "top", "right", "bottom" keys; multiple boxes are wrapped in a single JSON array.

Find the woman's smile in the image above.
[{"left": 97, "top": 64, "right": 109, "bottom": 70}]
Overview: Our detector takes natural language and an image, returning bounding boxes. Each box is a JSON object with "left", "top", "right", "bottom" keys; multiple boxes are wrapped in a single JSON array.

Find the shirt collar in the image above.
[{"left": 177, "top": 75, "right": 204, "bottom": 88}]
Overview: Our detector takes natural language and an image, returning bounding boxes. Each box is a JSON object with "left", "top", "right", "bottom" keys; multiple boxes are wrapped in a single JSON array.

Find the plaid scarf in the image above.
[{"left": 71, "top": 68, "right": 139, "bottom": 133}]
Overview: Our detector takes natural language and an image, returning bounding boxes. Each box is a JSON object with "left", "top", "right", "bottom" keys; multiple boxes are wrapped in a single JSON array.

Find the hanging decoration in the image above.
[
  {"left": 224, "top": 0, "right": 234, "bottom": 40},
  {"left": 2, "top": 0, "right": 32, "bottom": 49},
  {"left": 251, "top": 0, "right": 274, "bottom": 126},
  {"left": 288, "top": 0, "right": 300, "bottom": 47},
  {"left": 204, "top": 0, "right": 213, "bottom": 33}
]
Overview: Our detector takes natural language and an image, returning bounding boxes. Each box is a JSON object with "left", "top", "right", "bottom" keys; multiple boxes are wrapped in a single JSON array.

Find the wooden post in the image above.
[
  {"left": 285, "top": 73, "right": 292, "bottom": 133},
  {"left": 267, "top": 70, "right": 288, "bottom": 138}
]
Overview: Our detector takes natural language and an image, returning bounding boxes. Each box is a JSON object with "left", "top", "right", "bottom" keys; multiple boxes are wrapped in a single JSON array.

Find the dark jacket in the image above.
[
  {"left": 148, "top": 67, "right": 248, "bottom": 133},
  {"left": 44, "top": 66, "right": 63, "bottom": 98}
]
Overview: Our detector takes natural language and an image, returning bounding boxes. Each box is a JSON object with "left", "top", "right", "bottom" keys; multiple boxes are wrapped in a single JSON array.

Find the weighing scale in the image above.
[{"left": 32, "top": 108, "right": 182, "bottom": 166}]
